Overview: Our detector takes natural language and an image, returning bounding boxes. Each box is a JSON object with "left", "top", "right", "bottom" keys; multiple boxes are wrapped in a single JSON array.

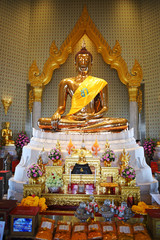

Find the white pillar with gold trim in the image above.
[
  {"left": 128, "top": 86, "right": 139, "bottom": 139},
  {"left": 29, "top": 86, "right": 43, "bottom": 130}
]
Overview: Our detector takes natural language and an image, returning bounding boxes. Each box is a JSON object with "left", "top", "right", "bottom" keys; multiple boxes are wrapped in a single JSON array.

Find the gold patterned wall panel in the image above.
[
  {"left": 0, "top": 0, "right": 30, "bottom": 138},
  {"left": 141, "top": 0, "right": 160, "bottom": 139}
]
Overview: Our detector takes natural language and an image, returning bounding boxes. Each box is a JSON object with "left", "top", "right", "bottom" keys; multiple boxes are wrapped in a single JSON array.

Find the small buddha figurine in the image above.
[
  {"left": 2, "top": 122, "right": 15, "bottom": 146},
  {"left": 37, "top": 155, "right": 45, "bottom": 173},
  {"left": 72, "top": 139, "right": 92, "bottom": 158},
  {"left": 78, "top": 149, "right": 87, "bottom": 164}
]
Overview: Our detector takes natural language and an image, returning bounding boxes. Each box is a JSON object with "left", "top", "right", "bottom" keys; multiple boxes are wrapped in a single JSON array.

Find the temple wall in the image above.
[
  {"left": 0, "top": 0, "right": 159, "bottom": 140},
  {"left": 0, "top": 0, "right": 31, "bottom": 137},
  {"left": 141, "top": 0, "right": 160, "bottom": 139}
]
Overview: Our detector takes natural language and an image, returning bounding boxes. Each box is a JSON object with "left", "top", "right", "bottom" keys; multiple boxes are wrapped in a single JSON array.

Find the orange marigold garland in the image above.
[{"left": 19, "top": 195, "right": 47, "bottom": 212}]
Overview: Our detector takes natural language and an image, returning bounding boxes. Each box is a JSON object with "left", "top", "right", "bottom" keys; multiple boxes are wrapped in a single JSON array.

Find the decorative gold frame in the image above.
[{"left": 28, "top": 6, "right": 143, "bottom": 112}]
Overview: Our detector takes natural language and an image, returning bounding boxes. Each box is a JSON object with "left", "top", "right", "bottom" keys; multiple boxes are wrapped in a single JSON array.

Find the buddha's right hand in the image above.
[{"left": 51, "top": 112, "right": 61, "bottom": 130}]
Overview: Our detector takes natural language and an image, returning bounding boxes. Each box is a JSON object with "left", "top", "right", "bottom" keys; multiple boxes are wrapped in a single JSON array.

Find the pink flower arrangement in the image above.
[
  {"left": 100, "top": 148, "right": 116, "bottom": 163},
  {"left": 15, "top": 131, "right": 30, "bottom": 149},
  {"left": 143, "top": 138, "right": 156, "bottom": 159},
  {"left": 27, "top": 164, "right": 43, "bottom": 178},
  {"left": 121, "top": 166, "right": 136, "bottom": 180},
  {"left": 48, "top": 148, "right": 62, "bottom": 161}
]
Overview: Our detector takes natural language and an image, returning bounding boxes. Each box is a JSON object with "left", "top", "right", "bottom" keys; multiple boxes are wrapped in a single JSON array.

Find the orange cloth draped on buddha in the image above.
[{"left": 68, "top": 76, "right": 107, "bottom": 115}]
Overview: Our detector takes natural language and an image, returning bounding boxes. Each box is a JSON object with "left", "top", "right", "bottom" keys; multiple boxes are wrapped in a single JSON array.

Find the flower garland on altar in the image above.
[
  {"left": 100, "top": 148, "right": 116, "bottom": 163},
  {"left": 27, "top": 164, "right": 43, "bottom": 178},
  {"left": 19, "top": 195, "right": 47, "bottom": 212},
  {"left": 48, "top": 148, "right": 62, "bottom": 165},
  {"left": 121, "top": 166, "right": 136, "bottom": 180}
]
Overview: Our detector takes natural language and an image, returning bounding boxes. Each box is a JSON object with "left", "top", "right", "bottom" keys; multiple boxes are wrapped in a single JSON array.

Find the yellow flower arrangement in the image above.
[
  {"left": 19, "top": 195, "right": 48, "bottom": 212},
  {"left": 131, "top": 201, "right": 149, "bottom": 215}
]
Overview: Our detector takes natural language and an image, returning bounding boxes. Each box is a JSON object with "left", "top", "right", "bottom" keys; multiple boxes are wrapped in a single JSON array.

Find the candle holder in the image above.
[
  {"left": 68, "top": 183, "right": 72, "bottom": 193},
  {"left": 1, "top": 97, "right": 12, "bottom": 115}
]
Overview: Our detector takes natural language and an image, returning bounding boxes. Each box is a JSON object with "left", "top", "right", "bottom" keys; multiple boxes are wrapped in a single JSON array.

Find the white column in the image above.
[
  {"left": 32, "top": 101, "right": 41, "bottom": 130},
  {"left": 129, "top": 101, "right": 139, "bottom": 140}
]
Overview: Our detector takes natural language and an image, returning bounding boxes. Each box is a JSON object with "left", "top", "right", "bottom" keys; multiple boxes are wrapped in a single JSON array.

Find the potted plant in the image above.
[
  {"left": 100, "top": 148, "right": 116, "bottom": 167},
  {"left": 48, "top": 148, "right": 62, "bottom": 165},
  {"left": 15, "top": 131, "right": 30, "bottom": 159},
  {"left": 143, "top": 138, "right": 156, "bottom": 163},
  {"left": 27, "top": 163, "right": 43, "bottom": 184},
  {"left": 45, "top": 171, "right": 63, "bottom": 193},
  {"left": 121, "top": 166, "right": 136, "bottom": 185}
]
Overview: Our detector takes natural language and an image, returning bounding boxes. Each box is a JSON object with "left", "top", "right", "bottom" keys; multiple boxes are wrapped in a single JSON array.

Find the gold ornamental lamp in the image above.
[{"left": 1, "top": 97, "right": 12, "bottom": 115}]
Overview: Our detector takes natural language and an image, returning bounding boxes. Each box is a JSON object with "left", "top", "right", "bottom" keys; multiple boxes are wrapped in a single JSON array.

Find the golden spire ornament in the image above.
[
  {"left": 119, "top": 148, "right": 130, "bottom": 174},
  {"left": 56, "top": 139, "right": 61, "bottom": 151},
  {"left": 105, "top": 139, "right": 110, "bottom": 149}
]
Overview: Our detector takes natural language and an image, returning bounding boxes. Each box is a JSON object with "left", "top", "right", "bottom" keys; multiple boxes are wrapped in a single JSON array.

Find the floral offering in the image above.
[
  {"left": 143, "top": 138, "right": 156, "bottom": 160},
  {"left": 100, "top": 148, "right": 116, "bottom": 163},
  {"left": 121, "top": 166, "right": 136, "bottom": 180},
  {"left": 48, "top": 148, "right": 62, "bottom": 162},
  {"left": 15, "top": 131, "right": 30, "bottom": 149},
  {"left": 45, "top": 171, "right": 63, "bottom": 188},
  {"left": 27, "top": 163, "right": 43, "bottom": 178},
  {"left": 19, "top": 195, "right": 47, "bottom": 212}
]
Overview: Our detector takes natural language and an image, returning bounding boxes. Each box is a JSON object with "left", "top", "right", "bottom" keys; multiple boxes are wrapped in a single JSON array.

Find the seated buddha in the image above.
[
  {"left": 2, "top": 122, "right": 15, "bottom": 146},
  {"left": 38, "top": 42, "right": 128, "bottom": 133}
]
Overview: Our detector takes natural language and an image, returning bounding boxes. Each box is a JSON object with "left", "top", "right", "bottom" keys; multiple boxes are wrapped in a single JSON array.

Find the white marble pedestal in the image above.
[{"left": 7, "top": 128, "right": 158, "bottom": 202}]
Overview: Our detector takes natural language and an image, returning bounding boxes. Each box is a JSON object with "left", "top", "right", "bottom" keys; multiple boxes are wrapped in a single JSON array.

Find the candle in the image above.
[
  {"left": 94, "top": 168, "right": 96, "bottom": 185},
  {"left": 69, "top": 168, "right": 71, "bottom": 185}
]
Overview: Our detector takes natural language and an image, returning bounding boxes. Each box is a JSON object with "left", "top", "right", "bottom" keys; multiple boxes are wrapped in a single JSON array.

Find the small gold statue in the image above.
[
  {"left": 71, "top": 139, "right": 92, "bottom": 158},
  {"left": 2, "top": 122, "right": 15, "bottom": 146},
  {"left": 78, "top": 149, "right": 87, "bottom": 164},
  {"left": 119, "top": 148, "right": 130, "bottom": 174},
  {"left": 37, "top": 155, "right": 45, "bottom": 173}
]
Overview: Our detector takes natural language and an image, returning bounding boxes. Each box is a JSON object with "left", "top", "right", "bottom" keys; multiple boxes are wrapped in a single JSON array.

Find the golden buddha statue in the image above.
[
  {"left": 38, "top": 42, "right": 128, "bottom": 133},
  {"left": 2, "top": 122, "right": 15, "bottom": 146}
]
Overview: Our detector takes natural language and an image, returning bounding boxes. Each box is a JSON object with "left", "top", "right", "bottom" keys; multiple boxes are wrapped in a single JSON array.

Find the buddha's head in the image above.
[
  {"left": 75, "top": 41, "right": 93, "bottom": 75},
  {"left": 5, "top": 122, "right": 10, "bottom": 128}
]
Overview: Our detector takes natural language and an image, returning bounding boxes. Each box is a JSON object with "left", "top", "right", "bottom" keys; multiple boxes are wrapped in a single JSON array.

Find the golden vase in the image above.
[
  {"left": 104, "top": 161, "right": 111, "bottom": 167},
  {"left": 125, "top": 178, "right": 132, "bottom": 186},
  {"left": 29, "top": 177, "right": 39, "bottom": 184}
]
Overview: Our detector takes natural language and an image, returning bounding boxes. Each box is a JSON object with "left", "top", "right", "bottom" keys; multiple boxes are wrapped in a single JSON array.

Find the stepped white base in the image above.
[{"left": 7, "top": 128, "right": 158, "bottom": 202}]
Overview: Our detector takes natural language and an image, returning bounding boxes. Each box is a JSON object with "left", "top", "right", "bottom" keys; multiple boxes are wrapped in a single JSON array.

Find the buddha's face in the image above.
[{"left": 75, "top": 53, "right": 92, "bottom": 75}]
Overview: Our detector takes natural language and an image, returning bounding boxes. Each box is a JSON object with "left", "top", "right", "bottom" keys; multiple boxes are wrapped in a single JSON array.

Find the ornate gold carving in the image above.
[
  {"left": 42, "top": 193, "right": 121, "bottom": 206},
  {"left": 45, "top": 165, "right": 64, "bottom": 178},
  {"left": 29, "top": 89, "right": 34, "bottom": 112},
  {"left": 23, "top": 183, "right": 45, "bottom": 198},
  {"left": 101, "top": 167, "right": 119, "bottom": 182},
  {"left": 28, "top": 5, "right": 143, "bottom": 112},
  {"left": 137, "top": 88, "right": 142, "bottom": 113},
  {"left": 32, "top": 86, "right": 43, "bottom": 102},
  {"left": 128, "top": 86, "right": 139, "bottom": 102},
  {"left": 120, "top": 186, "right": 141, "bottom": 204}
]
